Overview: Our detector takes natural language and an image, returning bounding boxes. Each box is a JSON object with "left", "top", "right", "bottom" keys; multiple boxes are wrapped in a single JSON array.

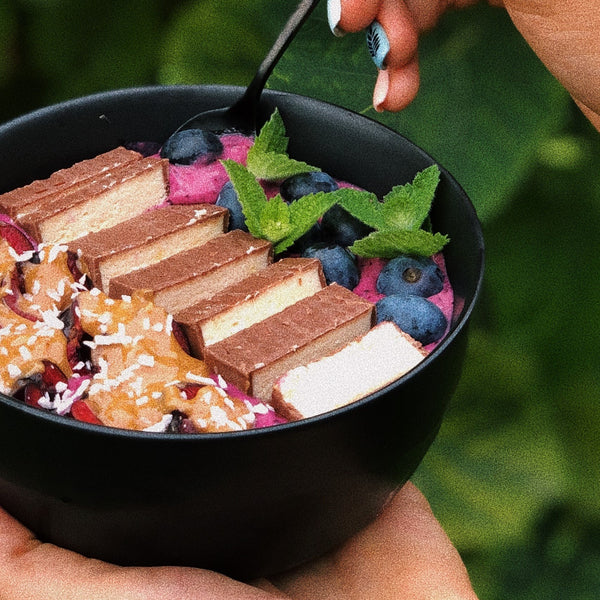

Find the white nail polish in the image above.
[
  {"left": 327, "top": 0, "right": 345, "bottom": 37},
  {"left": 373, "top": 69, "right": 389, "bottom": 113}
]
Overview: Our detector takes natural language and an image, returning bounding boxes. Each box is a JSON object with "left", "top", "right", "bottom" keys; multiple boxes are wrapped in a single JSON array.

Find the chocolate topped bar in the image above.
[
  {"left": 109, "top": 230, "right": 273, "bottom": 314},
  {"left": 204, "top": 283, "right": 375, "bottom": 400},
  {"left": 175, "top": 257, "right": 326, "bottom": 357},
  {"left": 17, "top": 155, "right": 169, "bottom": 243},
  {"left": 272, "top": 321, "right": 428, "bottom": 421},
  {"left": 70, "top": 204, "right": 228, "bottom": 291},
  {"left": 0, "top": 147, "right": 142, "bottom": 220}
]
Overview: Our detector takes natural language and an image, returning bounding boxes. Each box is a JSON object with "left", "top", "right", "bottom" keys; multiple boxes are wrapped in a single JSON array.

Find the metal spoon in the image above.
[{"left": 171, "top": 0, "right": 321, "bottom": 137}]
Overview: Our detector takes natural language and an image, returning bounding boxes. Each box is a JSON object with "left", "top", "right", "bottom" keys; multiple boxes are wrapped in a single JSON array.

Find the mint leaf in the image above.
[
  {"left": 381, "top": 165, "right": 441, "bottom": 231},
  {"left": 221, "top": 159, "right": 266, "bottom": 237},
  {"left": 335, "top": 188, "right": 386, "bottom": 229},
  {"left": 247, "top": 151, "right": 319, "bottom": 181},
  {"left": 259, "top": 194, "right": 292, "bottom": 244},
  {"left": 350, "top": 229, "right": 449, "bottom": 258},
  {"left": 275, "top": 190, "right": 339, "bottom": 254},
  {"left": 246, "top": 108, "right": 320, "bottom": 181},
  {"left": 250, "top": 108, "right": 289, "bottom": 156}
]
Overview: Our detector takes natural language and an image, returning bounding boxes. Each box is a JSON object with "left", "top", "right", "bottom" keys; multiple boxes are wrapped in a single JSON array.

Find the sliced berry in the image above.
[
  {"left": 71, "top": 400, "right": 103, "bottom": 425},
  {"left": 280, "top": 171, "right": 339, "bottom": 202},
  {"left": 3, "top": 268, "right": 39, "bottom": 322},
  {"left": 0, "top": 218, "right": 36, "bottom": 254},
  {"left": 376, "top": 295, "right": 447, "bottom": 345},
  {"left": 216, "top": 181, "right": 248, "bottom": 231},
  {"left": 377, "top": 255, "right": 444, "bottom": 298},
  {"left": 23, "top": 382, "right": 44, "bottom": 408},
  {"left": 320, "top": 204, "right": 373, "bottom": 247},
  {"left": 160, "top": 129, "right": 224, "bottom": 165},
  {"left": 179, "top": 383, "right": 202, "bottom": 400},
  {"left": 302, "top": 243, "right": 359, "bottom": 289},
  {"left": 40, "top": 360, "right": 68, "bottom": 390}
]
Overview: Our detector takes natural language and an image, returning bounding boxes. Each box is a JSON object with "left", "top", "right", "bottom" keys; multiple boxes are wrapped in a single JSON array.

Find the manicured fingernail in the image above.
[
  {"left": 373, "top": 69, "right": 389, "bottom": 113},
  {"left": 366, "top": 21, "right": 390, "bottom": 69},
  {"left": 327, "top": 0, "right": 345, "bottom": 36}
]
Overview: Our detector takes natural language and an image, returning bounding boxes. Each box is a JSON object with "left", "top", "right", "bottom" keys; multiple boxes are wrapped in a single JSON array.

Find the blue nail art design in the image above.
[{"left": 366, "top": 21, "right": 390, "bottom": 70}]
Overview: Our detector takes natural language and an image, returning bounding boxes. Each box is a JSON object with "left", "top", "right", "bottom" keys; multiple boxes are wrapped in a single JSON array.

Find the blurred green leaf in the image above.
[
  {"left": 25, "top": 0, "right": 162, "bottom": 101},
  {"left": 270, "top": 4, "right": 571, "bottom": 222},
  {"left": 413, "top": 329, "right": 569, "bottom": 550},
  {"left": 158, "top": 0, "right": 301, "bottom": 87},
  {"left": 0, "top": 4, "right": 17, "bottom": 83}
]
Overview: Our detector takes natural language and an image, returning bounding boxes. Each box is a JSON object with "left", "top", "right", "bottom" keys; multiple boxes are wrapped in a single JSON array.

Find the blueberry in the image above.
[
  {"left": 377, "top": 255, "right": 444, "bottom": 297},
  {"left": 376, "top": 295, "right": 447, "bottom": 345},
  {"left": 280, "top": 171, "right": 339, "bottom": 202},
  {"left": 302, "top": 243, "right": 359, "bottom": 289},
  {"left": 287, "top": 221, "right": 324, "bottom": 255},
  {"left": 160, "top": 129, "right": 224, "bottom": 165},
  {"left": 320, "top": 204, "right": 373, "bottom": 247},
  {"left": 216, "top": 181, "right": 248, "bottom": 231}
]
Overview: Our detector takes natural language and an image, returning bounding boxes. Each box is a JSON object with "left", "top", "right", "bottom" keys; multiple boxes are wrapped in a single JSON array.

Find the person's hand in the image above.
[
  {"left": 326, "top": 0, "right": 600, "bottom": 131},
  {"left": 0, "top": 482, "right": 477, "bottom": 599}
]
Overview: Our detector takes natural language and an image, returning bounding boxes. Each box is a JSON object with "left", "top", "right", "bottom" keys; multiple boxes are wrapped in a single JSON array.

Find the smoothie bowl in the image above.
[{"left": 0, "top": 85, "right": 484, "bottom": 579}]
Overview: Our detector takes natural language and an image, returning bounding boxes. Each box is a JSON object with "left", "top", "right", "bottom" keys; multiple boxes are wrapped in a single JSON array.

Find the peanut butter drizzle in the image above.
[
  {"left": 77, "top": 289, "right": 254, "bottom": 432},
  {"left": 0, "top": 240, "right": 72, "bottom": 394},
  {"left": 19, "top": 244, "right": 77, "bottom": 315}
]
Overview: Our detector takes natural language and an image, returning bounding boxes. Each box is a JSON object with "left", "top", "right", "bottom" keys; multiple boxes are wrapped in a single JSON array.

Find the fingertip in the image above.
[
  {"left": 373, "top": 60, "right": 420, "bottom": 113},
  {"left": 331, "top": 0, "right": 379, "bottom": 34}
]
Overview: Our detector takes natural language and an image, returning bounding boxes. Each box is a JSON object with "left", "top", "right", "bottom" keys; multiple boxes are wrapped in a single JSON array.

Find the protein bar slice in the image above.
[
  {"left": 204, "top": 283, "right": 375, "bottom": 400},
  {"left": 175, "top": 257, "right": 326, "bottom": 357},
  {"left": 109, "top": 229, "right": 273, "bottom": 314},
  {"left": 272, "top": 321, "right": 428, "bottom": 421},
  {"left": 70, "top": 204, "right": 228, "bottom": 291}
]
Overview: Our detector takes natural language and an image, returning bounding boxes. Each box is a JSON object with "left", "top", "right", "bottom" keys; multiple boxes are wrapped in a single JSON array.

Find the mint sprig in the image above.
[
  {"left": 222, "top": 160, "right": 338, "bottom": 254},
  {"left": 225, "top": 111, "right": 449, "bottom": 259},
  {"left": 246, "top": 109, "right": 320, "bottom": 181},
  {"left": 342, "top": 165, "right": 449, "bottom": 257}
]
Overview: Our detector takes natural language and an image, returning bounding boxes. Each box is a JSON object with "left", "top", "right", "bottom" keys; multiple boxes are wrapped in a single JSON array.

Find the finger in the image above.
[
  {"left": 373, "top": 58, "right": 420, "bottom": 112},
  {"left": 373, "top": 0, "right": 419, "bottom": 69},
  {"left": 328, "top": 0, "right": 380, "bottom": 35},
  {"left": 0, "top": 506, "right": 283, "bottom": 600},
  {"left": 271, "top": 482, "right": 478, "bottom": 600}
]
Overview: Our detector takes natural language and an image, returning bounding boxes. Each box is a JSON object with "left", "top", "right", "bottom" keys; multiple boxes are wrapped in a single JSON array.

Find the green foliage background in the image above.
[{"left": 1, "top": 1, "right": 599, "bottom": 597}]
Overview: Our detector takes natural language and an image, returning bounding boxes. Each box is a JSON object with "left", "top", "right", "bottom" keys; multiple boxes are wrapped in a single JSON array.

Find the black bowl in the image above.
[{"left": 0, "top": 85, "right": 484, "bottom": 580}]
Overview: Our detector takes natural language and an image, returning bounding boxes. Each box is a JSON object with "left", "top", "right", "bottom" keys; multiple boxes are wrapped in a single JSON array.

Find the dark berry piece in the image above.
[
  {"left": 125, "top": 141, "right": 162, "bottom": 157},
  {"left": 320, "top": 204, "right": 373, "bottom": 247},
  {"left": 377, "top": 255, "right": 444, "bottom": 298},
  {"left": 160, "top": 129, "right": 224, "bottom": 165},
  {"left": 375, "top": 295, "right": 447, "bottom": 345},
  {"left": 280, "top": 171, "right": 339, "bottom": 202},
  {"left": 302, "top": 243, "right": 359, "bottom": 289},
  {"left": 167, "top": 410, "right": 198, "bottom": 434},
  {"left": 287, "top": 222, "right": 324, "bottom": 255},
  {"left": 216, "top": 181, "right": 248, "bottom": 231}
]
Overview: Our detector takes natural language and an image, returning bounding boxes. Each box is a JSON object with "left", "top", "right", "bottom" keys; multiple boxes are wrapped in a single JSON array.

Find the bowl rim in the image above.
[{"left": 0, "top": 84, "right": 485, "bottom": 441}]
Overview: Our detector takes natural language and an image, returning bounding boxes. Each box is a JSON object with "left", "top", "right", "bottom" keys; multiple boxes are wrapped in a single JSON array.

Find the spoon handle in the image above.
[{"left": 232, "top": 0, "right": 322, "bottom": 117}]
